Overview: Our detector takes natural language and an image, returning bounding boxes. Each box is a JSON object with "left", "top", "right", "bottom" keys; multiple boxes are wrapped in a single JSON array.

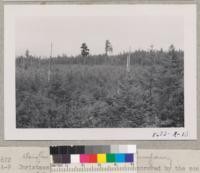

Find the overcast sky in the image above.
[{"left": 15, "top": 16, "right": 184, "bottom": 57}]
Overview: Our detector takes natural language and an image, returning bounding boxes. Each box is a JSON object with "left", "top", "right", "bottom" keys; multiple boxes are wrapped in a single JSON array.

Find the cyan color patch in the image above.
[{"left": 115, "top": 154, "right": 125, "bottom": 163}]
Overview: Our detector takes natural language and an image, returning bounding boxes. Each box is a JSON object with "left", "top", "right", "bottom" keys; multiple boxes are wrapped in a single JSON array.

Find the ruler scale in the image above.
[
  {"left": 50, "top": 145, "right": 136, "bottom": 173},
  {"left": 51, "top": 163, "right": 135, "bottom": 173}
]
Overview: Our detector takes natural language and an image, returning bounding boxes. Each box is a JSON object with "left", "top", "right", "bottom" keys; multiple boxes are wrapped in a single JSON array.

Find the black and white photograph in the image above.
[
  {"left": 4, "top": 5, "right": 196, "bottom": 140},
  {"left": 15, "top": 16, "right": 184, "bottom": 128}
]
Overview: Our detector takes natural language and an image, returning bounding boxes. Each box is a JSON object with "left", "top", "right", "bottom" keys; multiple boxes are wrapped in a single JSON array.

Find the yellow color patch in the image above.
[{"left": 97, "top": 154, "right": 106, "bottom": 163}]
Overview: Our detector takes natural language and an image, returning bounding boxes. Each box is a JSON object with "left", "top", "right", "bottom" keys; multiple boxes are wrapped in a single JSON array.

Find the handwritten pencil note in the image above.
[
  {"left": 0, "top": 148, "right": 200, "bottom": 173},
  {"left": 0, "top": 147, "right": 50, "bottom": 173},
  {"left": 137, "top": 150, "right": 200, "bottom": 173}
]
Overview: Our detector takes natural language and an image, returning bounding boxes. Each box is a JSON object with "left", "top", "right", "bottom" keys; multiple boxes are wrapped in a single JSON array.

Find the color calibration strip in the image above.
[{"left": 50, "top": 145, "right": 136, "bottom": 164}]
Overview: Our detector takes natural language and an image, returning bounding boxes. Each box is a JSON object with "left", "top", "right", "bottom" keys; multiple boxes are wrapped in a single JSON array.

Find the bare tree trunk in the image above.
[
  {"left": 126, "top": 53, "right": 130, "bottom": 73},
  {"left": 48, "top": 42, "right": 53, "bottom": 82}
]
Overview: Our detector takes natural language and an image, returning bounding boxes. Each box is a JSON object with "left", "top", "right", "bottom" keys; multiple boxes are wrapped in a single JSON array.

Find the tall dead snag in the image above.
[
  {"left": 48, "top": 42, "right": 53, "bottom": 82},
  {"left": 126, "top": 49, "right": 131, "bottom": 73}
]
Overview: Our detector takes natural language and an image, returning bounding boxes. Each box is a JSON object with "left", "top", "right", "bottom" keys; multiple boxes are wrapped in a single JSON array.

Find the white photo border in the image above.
[{"left": 4, "top": 5, "right": 197, "bottom": 140}]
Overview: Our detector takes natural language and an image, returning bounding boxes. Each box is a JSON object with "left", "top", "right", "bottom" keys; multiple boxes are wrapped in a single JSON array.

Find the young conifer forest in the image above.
[{"left": 16, "top": 44, "right": 184, "bottom": 128}]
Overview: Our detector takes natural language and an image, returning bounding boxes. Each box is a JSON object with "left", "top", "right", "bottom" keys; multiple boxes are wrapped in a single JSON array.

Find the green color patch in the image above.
[{"left": 106, "top": 154, "right": 115, "bottom": 163}]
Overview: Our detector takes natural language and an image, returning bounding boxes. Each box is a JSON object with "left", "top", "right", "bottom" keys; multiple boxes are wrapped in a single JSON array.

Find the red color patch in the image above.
[{"left": 88, "top": 154, "right": 97, "bottom": 163}]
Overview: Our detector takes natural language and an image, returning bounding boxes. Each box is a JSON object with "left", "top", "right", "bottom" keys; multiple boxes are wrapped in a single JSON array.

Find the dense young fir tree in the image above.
[
  {"left": 16, "top": 45, "right": 184, "bottom": 128},
  {"left": 155, "top": 45, "right": 184, "bottom": 127}
]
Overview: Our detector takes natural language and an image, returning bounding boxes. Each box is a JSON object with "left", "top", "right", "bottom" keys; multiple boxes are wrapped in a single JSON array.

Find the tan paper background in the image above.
[
  {"left": 1, "top": 147, "right": 200, "bottom": 173},
  {"left": 0, "top": 0, "right": 199, "bottom": 149}
]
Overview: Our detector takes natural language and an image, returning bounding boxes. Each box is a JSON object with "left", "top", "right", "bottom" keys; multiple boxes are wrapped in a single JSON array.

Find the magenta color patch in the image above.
[{"left": 80, "top": 154, "right": 90, "bottom": 163}]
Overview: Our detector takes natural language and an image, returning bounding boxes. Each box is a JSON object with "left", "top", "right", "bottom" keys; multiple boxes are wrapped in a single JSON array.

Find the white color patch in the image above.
[{"left": 71, "top": 154, "right": 80, "bottom": 163}]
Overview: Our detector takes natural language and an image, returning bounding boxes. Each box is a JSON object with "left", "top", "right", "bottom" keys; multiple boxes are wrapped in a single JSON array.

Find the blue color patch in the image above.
[
  {"left": 125, "top": 154, "right": 134, "bottom": 162},
  {"left": 115, "top": 154, "right": 125, "bottom": 163}
]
